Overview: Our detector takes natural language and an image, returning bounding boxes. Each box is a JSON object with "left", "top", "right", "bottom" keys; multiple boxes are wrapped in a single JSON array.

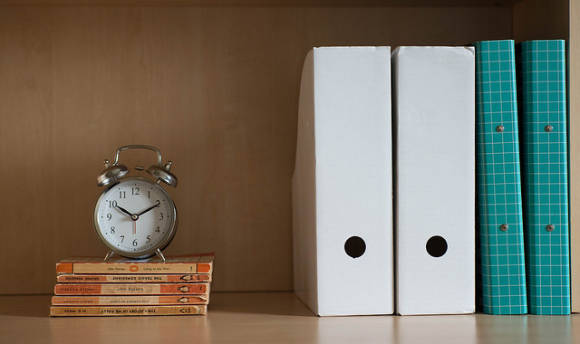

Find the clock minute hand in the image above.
[{"left": 136, "top": 200, "right": 161, "bottom": 216}]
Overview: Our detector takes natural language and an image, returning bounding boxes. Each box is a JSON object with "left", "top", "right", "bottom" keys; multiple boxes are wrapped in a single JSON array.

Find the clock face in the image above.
[{"left": 94, "top": 178, "right": 177, "bottom": 258}]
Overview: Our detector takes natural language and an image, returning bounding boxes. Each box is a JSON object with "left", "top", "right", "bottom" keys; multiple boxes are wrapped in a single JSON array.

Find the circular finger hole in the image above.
[
  {"left": 426, "top": 236, "right": 448, "bottom": 258},
  {"left": 344, "top": 236, "right": 366, "bottom": 258}
]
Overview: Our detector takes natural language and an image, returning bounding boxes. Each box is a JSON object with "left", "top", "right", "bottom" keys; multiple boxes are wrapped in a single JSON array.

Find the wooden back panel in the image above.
[{"left": 0, "top": 5, "right": 511, "bottom": 293}]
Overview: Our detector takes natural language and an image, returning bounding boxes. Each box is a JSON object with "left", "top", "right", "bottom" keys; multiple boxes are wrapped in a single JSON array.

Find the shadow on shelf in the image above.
[{"left": 209, "top": 291, "right": 315, "bottom": 316}]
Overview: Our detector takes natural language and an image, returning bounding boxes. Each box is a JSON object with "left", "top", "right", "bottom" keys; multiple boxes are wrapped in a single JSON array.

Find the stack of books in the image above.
[{"left": 50, "top": 253, "right": 214, "bottom": 317}]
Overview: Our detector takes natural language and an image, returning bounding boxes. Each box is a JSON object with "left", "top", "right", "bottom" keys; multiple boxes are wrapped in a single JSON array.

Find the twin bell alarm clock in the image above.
[{"left": 94, "top": 145, "right": 178, "bottom": 261}]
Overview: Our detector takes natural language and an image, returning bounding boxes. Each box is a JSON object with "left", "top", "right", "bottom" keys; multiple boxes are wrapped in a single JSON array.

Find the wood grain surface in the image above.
[
  {"left": 0, "top": 0, "right": 520, "bottom": 6},
  {"left": 0, "top": 5, "right": 512, "bottom": 294}
]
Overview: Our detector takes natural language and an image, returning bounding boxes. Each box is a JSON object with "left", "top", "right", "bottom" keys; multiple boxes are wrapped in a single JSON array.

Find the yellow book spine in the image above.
[
  {"left": 51, "top": 295, "right": 208, "bottom": 305},
  {"left": 50, "top": 305, "right": 207, "bottom": 316},
  {"left": 56, "top": 262, "right": 212, "bottom": 275},
  {"left": 56, "top": 274, "right": 211, "bottom": 283}
]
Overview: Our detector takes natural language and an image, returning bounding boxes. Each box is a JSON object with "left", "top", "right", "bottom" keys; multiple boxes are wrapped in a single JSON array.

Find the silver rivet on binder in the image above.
[
  {"left": 546, "top": 224, "right": 555, "bottom": 232},
  {"left": 496, "top": 125, "right": 504, "bottom": 133},
  {"left": 545, "top": 125, "right": 554, "bottom": 132},
  {"left": 499, "top": 224, "right": 508, "bottom": 231}
]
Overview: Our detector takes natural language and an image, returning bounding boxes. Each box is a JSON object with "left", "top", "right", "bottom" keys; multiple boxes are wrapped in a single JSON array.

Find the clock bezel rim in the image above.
[{"left": 93, "top": 176, "right": 178, "bottom": 259}]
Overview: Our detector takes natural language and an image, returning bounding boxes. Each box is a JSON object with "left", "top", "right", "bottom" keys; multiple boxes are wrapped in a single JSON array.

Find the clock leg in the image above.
[
  {"left": 155, "top": 248, "right": 166, "bottom": 263},
  {"left": 103, "top": 250, "right": 115, "bottom": 262}
]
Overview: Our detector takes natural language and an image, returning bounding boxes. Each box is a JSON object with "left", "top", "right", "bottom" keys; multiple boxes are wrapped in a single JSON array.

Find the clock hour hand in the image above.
[
  {"left": 114, "top": 204, "right": 134, "bottom": 218},
  {"left": 136, "top": 200, "right": 161, "bottom": 216}
]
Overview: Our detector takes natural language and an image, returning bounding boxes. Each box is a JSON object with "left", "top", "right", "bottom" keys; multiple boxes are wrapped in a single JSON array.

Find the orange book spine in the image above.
[
  {"left": 54, "top": 283, "right": 209, "bottom": 295},
  {"left": 50, "top": 305, "right": 207, "bottom": 316},
  {"left": 51, "top": 295, "right": 208, "bottom": 305},
  {"left": 56, "top": 274, "right": 211, "bottom": 283},
  {"left": 56, "top": 262, "right": 212, "bottom": 275}
]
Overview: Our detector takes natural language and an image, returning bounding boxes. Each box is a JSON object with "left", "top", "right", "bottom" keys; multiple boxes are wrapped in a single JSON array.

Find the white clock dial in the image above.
[{"left": 94, "top": 178, "right": 177, "bottom": 258}]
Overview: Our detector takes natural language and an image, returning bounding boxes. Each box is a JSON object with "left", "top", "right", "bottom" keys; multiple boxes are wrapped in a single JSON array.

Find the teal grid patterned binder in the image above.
[
  {"left": 474, "top": 40, "right": 527, "bottom": 315},
  {"left": 518, "top": 40, "right": 570, "bottom": 315}
]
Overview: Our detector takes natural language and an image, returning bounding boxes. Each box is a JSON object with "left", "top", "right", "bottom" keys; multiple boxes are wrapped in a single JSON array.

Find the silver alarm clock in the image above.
[{"left": 94, "top": 145, "right": 178, "bottom": 261}]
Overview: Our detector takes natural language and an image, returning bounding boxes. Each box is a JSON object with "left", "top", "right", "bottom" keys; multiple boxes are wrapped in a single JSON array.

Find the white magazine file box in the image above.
[
  {"left": 292, "top": 47, "right": 394, "bottom": 316},
  {"left": 392, "top": 46, "right": 475, "bottom": 315}
]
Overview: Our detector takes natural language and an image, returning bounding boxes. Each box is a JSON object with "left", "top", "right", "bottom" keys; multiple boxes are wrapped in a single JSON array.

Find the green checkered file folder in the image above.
[
  {"left": 474, "top": 40, "right": 527, "bottom": 315},
  {"left": 517, "top": 40, "right": 570, "bottom": 315}
]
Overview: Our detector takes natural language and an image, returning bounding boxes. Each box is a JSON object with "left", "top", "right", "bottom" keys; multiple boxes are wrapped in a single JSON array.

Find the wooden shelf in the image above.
[
  {"left": 0, "top": 292, "right": 577, "bottom": 343},
  {"left": 0, "top": 0, "right": 520, "bottom": 7},
  {"left": 0, "top": 0, "right": 577, "bottom": 315}
]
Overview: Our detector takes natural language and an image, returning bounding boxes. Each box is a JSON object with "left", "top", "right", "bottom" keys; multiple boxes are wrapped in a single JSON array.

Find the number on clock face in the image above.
[{"left": 95, "top": 179, "right": 176, "bottom": 256}]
